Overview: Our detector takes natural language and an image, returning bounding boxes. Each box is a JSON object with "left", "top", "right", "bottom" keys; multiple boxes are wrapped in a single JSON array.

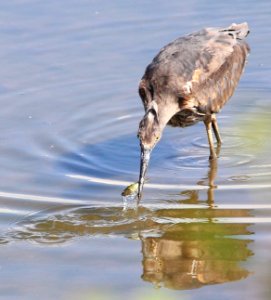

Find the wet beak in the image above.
[{"left": 137, "top": 146, "right": 151, "bottom": 201}]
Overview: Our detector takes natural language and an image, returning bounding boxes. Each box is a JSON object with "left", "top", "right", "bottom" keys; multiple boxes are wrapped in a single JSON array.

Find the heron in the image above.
[{"left": 137, "top": 23, "right": 250, "bottom": 200}]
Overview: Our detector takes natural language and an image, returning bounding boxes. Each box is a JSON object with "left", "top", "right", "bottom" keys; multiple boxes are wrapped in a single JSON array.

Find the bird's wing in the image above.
[
  {"left": 140, "top": 23, "right": 249, "bottom": 109},
  {"left": 179, "top": 23, "right": 250, "bottom": 96}
]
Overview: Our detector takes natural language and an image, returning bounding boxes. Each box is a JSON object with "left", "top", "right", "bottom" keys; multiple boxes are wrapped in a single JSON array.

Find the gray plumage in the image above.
[{"left": 137, "top": 23, "right": 250, "bottom": 200}]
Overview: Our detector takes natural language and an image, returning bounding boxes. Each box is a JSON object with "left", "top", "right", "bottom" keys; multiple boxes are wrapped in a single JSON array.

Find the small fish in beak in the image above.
[{"left": 121, "top": 182, "right": 139, "bottom": 197}]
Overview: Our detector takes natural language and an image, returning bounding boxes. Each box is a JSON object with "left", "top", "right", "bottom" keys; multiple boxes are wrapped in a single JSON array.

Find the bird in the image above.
[{"left": 137, "top": 22, "right": 250, "bottom": 200}]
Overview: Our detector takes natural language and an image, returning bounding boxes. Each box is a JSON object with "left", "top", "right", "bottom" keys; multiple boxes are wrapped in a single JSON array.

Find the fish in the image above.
[
  {"left": 121, "top": 178, "right": 149, "bottom": 197},
  {"left": 121, "top": 182, "right": 139, "bottom": 197}
]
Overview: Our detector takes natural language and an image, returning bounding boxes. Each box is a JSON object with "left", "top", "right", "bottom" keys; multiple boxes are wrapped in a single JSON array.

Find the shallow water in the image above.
[{"left": 0, "top": 0, "right": 271, "bottom": 299}]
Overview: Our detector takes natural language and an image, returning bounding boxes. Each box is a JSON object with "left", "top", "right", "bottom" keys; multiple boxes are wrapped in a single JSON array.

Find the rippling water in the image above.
[{"left": 0, "top": 0, "right": 271, "bottom": 299}]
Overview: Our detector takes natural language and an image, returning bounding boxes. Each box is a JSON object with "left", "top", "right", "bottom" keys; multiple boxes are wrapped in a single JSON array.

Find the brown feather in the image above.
[{"left": 139, "top": 23, "right": 250, "bottom": 129}]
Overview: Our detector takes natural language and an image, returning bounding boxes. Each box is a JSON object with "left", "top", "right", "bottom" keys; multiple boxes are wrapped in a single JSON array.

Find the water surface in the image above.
[{"left": 0, "top": 1, "right": 271, "bottom": 299}]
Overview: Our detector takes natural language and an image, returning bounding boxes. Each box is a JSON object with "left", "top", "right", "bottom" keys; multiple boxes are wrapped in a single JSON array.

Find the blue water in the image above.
[{"left": 0, "top": 1, "right": 271, "bottom": 299}]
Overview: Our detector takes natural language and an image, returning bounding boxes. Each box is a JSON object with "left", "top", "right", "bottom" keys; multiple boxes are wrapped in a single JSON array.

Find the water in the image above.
[{"left": 0, "top": 0, "right": 271, "bottom": 299}]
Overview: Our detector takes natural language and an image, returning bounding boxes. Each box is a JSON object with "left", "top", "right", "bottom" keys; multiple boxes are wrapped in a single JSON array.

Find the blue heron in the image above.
[{"left": 137, "top": 23, "right": 250, "bottom": 200}]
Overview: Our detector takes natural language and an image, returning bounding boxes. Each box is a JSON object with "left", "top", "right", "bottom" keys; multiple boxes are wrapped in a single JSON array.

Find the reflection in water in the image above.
[
  {"left": 2, "top": 157, "right": 254, "bottom": 290},
  {"left": 186, "top": 144, "right": 220, "bottom": 205},
  {"left": 7, "top": 202, "right": 253, "bottom": 290},
  {"left": 141, "top": 155, "right": 253, "bottom": 289},
  {"left": 141, "top": 221, "right": 252, "bottom": 290}
]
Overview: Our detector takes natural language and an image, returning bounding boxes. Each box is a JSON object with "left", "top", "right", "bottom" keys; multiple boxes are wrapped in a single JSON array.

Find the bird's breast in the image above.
[{"left": 167, "top": 108, "right": 206, "bottom": 128}]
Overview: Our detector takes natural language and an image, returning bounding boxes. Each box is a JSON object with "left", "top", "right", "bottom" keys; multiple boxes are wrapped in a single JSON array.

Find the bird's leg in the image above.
[
  {"left": 211, "top": 114, "right": 222, "bottom": 145},
  {"left": 207, "top": 154, "right": 218, "bottom": 206},
  {"left": 204, "top": 115, "right": 216, "bottom": 160},
  {"left": 215, "top": 140, "right": 221, "bottom": 158},
  {"left": 208, "top": 156, "right": 218, "bottom": 188}
]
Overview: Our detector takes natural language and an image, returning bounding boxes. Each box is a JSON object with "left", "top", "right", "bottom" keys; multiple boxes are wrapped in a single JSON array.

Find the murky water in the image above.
[{"left": 0, "top": 0, "right": 271, "bottom": 299}]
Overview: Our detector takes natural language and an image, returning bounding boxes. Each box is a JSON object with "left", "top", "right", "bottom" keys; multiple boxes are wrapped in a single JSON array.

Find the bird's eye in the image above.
[{"left": 139, "top": 88, "right": 146, "bottom": 101}]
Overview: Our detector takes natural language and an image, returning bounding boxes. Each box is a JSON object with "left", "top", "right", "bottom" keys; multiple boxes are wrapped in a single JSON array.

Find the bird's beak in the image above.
[{"left": 137, "top": 146, "right": 151, "bottom": 201}]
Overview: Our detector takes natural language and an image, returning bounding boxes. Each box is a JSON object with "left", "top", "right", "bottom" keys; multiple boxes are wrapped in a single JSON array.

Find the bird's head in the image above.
[{"left": 137, "top": 101, "right": 162, "bottom": 200}]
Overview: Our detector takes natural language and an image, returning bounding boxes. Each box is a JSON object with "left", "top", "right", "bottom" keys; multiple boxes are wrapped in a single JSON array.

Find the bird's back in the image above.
[{"left": 140, "top": 23, "right": 250, "bottom": 127}]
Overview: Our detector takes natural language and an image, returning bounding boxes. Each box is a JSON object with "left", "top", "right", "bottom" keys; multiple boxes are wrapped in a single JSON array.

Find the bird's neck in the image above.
[{"left": 156, "top": 98, "right": 180, "bottom": 130}]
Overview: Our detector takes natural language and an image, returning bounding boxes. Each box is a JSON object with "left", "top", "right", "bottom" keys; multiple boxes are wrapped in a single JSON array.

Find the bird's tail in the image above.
[{"left": 222, "top": 22, "right": 250, "bottom": 39}]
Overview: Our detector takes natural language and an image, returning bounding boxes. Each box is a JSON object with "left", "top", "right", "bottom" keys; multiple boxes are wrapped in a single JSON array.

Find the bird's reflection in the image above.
[
  {"left": 141, "top": 151, "right": 253, "bottom": 289},
  {"left": 3, "top": 152, "right": 254, "bottom": 290},
  {"left": 141, "top": 218, "right": 252, "bottom": 290}
]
